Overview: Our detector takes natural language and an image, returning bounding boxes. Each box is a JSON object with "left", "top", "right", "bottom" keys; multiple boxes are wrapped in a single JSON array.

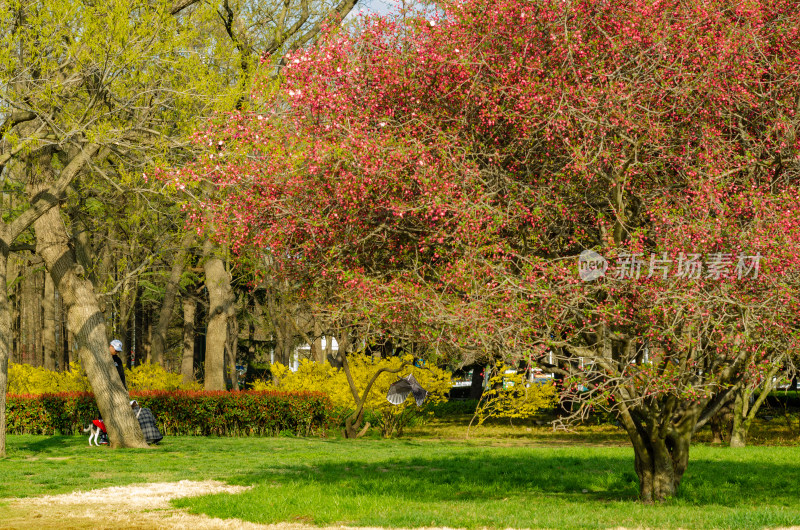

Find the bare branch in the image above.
[{"left": 170, "top": 0, "right": 200, "bottom": 16}]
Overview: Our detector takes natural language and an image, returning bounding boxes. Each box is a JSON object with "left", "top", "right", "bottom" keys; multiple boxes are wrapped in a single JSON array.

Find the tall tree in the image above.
[
  {"left": 181, "top": 296, "right": 198, "bottom": 383},
  {"left": 42, "top": 271, "right": 57, "bottom": 370},
  {"left": 0, "top": 144, "right": 102, "bottom": 454},
  {"left": 202, "top": 240, "right": 235, "bottom": 390},
  {"left": 0, "top": 0, "right": 242, "bottom": 448},
  {"left": 176, "top": 0, "right": 800, "bottom": 501},
  {"left": 151, "top": 232, "right": 196, "bottom": 365}
]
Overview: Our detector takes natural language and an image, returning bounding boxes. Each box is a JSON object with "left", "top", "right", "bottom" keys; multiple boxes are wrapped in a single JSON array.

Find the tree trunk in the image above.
[
  {"left": 34, "top": 265, "right": 44, "bottom": 367},
  {"left": 326, "top": 335, "right": 341, "bottom": 367},
  {"left": 42, "top": 271, "right": 57, "bottom": 370},
  {"left": 274, "top": 319, "right": 292, "bottom": 365},
  {"left": 264, "top": 281, "right": 295, "bottom": 367},
  {"left": 181, "top": 297, "right": 197, "bottom": 384},
  {"left": 116, "top": 275, "right": 138, "bottom": 368},
  {"left": 34, "top": 206, "right": 146, "bottom": 448},
  {"left": 630, "top": 429, "right": 691, "bottom": 502},
  {"left": 17, "top": 256, "right": 44, "bottom": 367},
  {"left": 340, "top": 344, "right": 406, "bottom": 439},
  {"left": 8, "top": 255, "right": 20, "bottom": 364},
  {"left": 708, "top": 399, "right": 734, "bottom": 444},
  {"left": 151, "top": 232, "right": 194, "bottom": 366},
  {"left": 311, "top": 319, "right": 325, "bottom": 364},
  {"left": 142, "top": 314, "right": 153, "bottom": 364},
  {"left": 729, "top": 390, "right": 749, "bottom": 448},
  {"left": 202, "top": 240, "right": 233, "bottom": 391},
  {"left": 225, "top": 294, "right": 239, "bottom": 390},
  {"left": 21, "top": 256, "right": 35, "bottom": 365},
  {"left": 68, "top": 329, "right": 77, "bottom": 366},
  {"left": 340, "top": 347, "right": 367, "bottom": 439},
  {"left": 729, "top": 363, "right": 781, "bottom": 448},
  {"left": 338, "top": 330, "right": 404, "bottom": 439},
  {"left": 617, "top": 403, "right": 692, "bottom": 503},
  {"left": 72, "top": 219, "right": 95, "bottom": 284},
  {"left": 0, "top": 244, "right": 12, "bottom": 456},
  {"left": 97, "top": 238, "right": 114, "bottom": 323},
  {"left": 19, "top": 259, "right": 32, "bottom": 366},
  {"left": 65, "top": 329, "right": 73, "bottom": 369}
]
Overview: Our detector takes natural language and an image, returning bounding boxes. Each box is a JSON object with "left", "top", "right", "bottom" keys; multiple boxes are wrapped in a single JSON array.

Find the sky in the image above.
[
  {"left": 362, "top": 0, "right": 398, "bottom": 15},
  {"left": 346, "top": 0, "right": 421, "bottom": 20}
]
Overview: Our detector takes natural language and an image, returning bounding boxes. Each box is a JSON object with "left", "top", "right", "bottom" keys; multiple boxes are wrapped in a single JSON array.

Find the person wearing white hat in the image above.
[{"left": 108, "top": 339, "right": 127, "bottom": 390}]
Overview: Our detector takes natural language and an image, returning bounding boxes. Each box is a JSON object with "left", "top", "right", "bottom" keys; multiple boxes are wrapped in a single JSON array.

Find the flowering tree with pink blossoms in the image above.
[{"left": 174, "top": 0, "right": 800, "bottom": 501}]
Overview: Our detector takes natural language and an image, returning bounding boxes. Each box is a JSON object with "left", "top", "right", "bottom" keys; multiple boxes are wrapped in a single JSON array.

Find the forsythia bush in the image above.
[
  {"left": 253, "top": 354, "right": 452, "bottom": 436},
  {"left": 125, "top": 363, "right": 202, "bottom": 391},
  {"left": 7, "top": 362, "right": 200, "bottom": 394},
  {"left": 8, "top": 362, "right": 91, "bottom": 394},
  {"left": 5, "top": 390, "right": 333, "bottom": 436},
  {"left": 469, "top": 364, "right": 557, "bottom": 432}
]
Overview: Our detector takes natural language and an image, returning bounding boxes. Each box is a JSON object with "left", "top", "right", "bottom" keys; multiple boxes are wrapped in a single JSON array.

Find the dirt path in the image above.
[
  {"left": 0, "top": 480, "right": 458, "bottom": 530},
  {"left": 1, "top": 480, "right": 260, "bottom": 529},
  {"left": 1, "top": 480, "right": 339, "bottom": 530}
]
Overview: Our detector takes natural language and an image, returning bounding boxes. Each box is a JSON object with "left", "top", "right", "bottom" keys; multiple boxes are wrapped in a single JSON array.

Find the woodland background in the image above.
[{"left": 1, "top": 0, "right": 364, "bottom": 391}]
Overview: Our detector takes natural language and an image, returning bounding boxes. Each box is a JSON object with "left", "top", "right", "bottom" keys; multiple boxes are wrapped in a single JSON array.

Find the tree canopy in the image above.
[
  {"left": 177, "top": 0, "right": 800, "bottom": 501},
  {"left": 0, "top": 0, "right": 364, "bottom": 451}
]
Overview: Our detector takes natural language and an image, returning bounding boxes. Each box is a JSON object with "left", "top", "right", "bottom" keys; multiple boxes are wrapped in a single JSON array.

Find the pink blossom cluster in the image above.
[{"left": 171, "top": 0, "right": 800, "bottom": 413}]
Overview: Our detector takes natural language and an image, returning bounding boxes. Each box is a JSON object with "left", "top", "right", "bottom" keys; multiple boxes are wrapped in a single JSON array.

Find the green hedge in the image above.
[
  {"left": 5, "top": 390, "right": 334, "bottom": 437},
  {"left": 427, "top": 399, "right": 481, "bottom": 417}
]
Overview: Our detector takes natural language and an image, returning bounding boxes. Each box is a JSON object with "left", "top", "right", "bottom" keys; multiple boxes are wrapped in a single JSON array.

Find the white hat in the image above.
[{"left": 110, "top": 339, "right": 123, "bottom": 352}]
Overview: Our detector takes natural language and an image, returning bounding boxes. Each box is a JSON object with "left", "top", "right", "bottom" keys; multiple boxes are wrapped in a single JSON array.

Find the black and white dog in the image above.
[{"left": 83, "top": 423, "right": 106, "bottom": 446}]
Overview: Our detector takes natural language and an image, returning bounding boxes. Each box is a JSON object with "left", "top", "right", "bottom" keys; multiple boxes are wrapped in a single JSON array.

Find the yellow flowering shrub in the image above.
[
  {"left": 125, "top": 363, "right": 201, "bottom": 391},
  {"left": 7, "top": 361, "right": 200, "bottom": 394},
  {"left": 253, "top": 353, "right": 452, "bottom": 436},
  {"left": 469, "top": 363, "right": 557, "bottom": 434},
  {"left": 8, "top": 362, "right": 91, "bottom": 394}
]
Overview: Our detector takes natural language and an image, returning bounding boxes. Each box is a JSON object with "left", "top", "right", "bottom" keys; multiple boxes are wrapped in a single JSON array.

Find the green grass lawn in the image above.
[{"left": 1, "top": 429, "right": 799, "bottom": 529}]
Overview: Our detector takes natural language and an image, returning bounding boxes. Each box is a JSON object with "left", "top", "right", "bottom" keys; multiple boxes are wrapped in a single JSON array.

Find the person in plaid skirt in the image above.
[{"left": 130, "top": 400, "right": 163, "bottom": 444}]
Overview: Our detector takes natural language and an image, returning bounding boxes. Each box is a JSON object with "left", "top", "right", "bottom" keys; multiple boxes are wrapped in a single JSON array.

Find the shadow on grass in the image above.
[
  {"left": 232, "top": 448, "right": 800, "bottom": 508},
  {"left": 14, "top": 436, "right": 77, "bottom": 453}
]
